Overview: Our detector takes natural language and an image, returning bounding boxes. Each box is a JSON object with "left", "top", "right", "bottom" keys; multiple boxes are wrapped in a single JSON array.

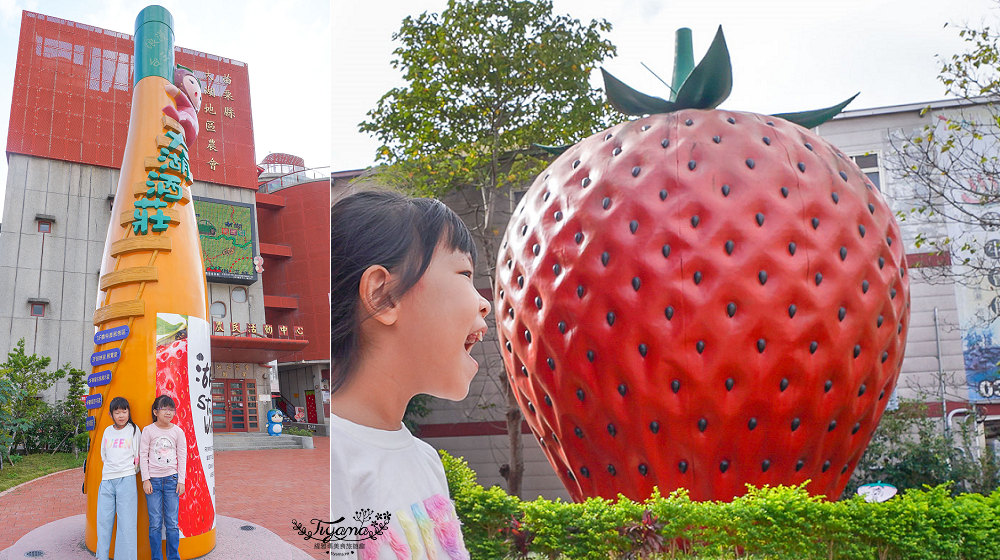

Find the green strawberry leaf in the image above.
[
  {"left": 773, "top": 93, "right": 859, "bottom": 129},
  {"left": 672, "top": 26, "right": 732, "bottom": 110},
  {"left": 533, "top": 143, "right": 573, "bottom": 156},
  {"left": 601, "top": 68, "right": 677, "bottom": 116}
]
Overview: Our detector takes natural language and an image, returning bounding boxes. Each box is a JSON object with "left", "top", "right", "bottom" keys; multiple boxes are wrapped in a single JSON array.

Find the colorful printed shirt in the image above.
[
  {"left": 139, "top": 422, "right": 187, "bottom": 483},
  {"left": 100, "top": 423, "right": 140, "bottom": 480},
  {"left": 331, "top": 412, "right": 470, "bottom": 560}
]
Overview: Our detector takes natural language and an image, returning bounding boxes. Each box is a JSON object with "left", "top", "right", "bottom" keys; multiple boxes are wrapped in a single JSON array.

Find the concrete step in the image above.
[{"left": 213, "top": 432, "right": 312, "bottom": 451}]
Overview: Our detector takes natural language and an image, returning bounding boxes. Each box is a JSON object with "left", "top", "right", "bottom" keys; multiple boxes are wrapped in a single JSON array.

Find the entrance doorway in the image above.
[{"left": 211, "top": 379, "right": 259, "bottom": 432}]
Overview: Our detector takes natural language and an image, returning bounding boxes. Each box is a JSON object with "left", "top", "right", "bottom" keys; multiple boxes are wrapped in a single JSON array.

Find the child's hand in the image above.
[
  {"left": 143, "top": 480, "right": 152, "bottom": 495},
  {"left": 176, "top": 482, "right": 185, "bottom": 496}
]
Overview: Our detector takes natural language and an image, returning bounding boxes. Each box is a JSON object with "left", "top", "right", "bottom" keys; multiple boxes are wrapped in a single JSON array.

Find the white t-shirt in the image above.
[
  {"left": 100, "top": 423, "right": 140, "bottom": 480},
  {"left": 331, "top": 412, "right": 470, "bottom": 560}
]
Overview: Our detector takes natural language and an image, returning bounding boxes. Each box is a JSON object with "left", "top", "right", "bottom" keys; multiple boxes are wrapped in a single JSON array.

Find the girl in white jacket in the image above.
[{"left": 96, "top": 396, "right": 140, "bottom": 560}]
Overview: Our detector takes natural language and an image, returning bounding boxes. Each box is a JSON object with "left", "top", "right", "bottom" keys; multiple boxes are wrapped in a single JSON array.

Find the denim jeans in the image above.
[
  {"left": 96, "top": 475, "right": 138, "bottom": 560},
  {"left": 145, "top": 474, "right": 180, "bottom": 560}
]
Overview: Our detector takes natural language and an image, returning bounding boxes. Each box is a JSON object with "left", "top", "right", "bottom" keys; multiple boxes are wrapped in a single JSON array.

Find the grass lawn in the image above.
[{"left": 0, "top": 452, "right": 85, "bottom": 492}]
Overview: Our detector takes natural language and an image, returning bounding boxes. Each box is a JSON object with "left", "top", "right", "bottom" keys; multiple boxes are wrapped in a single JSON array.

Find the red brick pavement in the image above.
[{"left": 0, "top": 437, "right": 330, "bottom": 560}]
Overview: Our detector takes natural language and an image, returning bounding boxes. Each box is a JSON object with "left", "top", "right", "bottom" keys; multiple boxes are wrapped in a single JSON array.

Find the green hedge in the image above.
[{"left": 441, "top": 451, "right": 1000, "bottom": 560}]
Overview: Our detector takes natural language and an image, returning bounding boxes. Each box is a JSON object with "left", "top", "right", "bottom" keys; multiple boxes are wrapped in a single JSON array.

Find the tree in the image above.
[
  {"left": 888, "top": 20, "right": 1000, "bottom": 289},
  {"left": 360, "top": 0, "right": 617, "bottom": 497},
  {"left": 0, "top": 339, "right": 63, "bottom": 457}
]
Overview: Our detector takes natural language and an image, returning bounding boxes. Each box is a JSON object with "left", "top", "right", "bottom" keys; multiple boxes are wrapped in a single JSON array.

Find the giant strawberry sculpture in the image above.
[{"left": 494, "top": 27, "right": 910, "bottom": 502}]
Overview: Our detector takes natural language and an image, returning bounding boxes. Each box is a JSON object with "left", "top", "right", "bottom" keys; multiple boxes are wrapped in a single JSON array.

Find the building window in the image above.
[
  {"left": 37, "top": 221, "right": 51, "bottom": 233},
  {"left": 28, "top": 298, "right": 48, "bottom": 317},
  {"left": 231, "top": 287, "right": 247, "bottom": 303},
  {"left": 850, "top": 153, "right": 881, "bottom": 190},
  {"left": 210, "top": 301, "right": 226, "bottom": 317}
]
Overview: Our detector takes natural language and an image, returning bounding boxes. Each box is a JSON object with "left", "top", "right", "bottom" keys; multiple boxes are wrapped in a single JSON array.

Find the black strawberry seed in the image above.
[
  {"left": 638, "top": 464, "right": 648, "bottom": 476},
  {"left": 780, "top": 378, "right": 789, "bottom": 391},
  {"left": 632, "top": 166, "right": 641, "bottom": 177},
  {"left": 679, "top": 461, "right": 689, "bottom": 473},
  {"left": 518, "top": 276, "right": 524, "bottom": 288},
  {"left": 527, "top": 402, "right": 534, "bottom": 413},
  {"left": 859, "top": 225, "right": 866, "bottom": 237},
  {"left": 586, "top": 350, "right": 595, "bottom": 363},
  {"left": 567, "top": 470, "right": 575, "bottom": 480},
  {"left": 858, "top": 384, "right": 867, "bottom": 396},
  {"left": 869, "top": 203, "right": 876, "bottom": 214},
  {"left": 757, "top": 339, "right": 766, "bottom": 353},
  {"left": 524, "top": 330, "right": 531, "bottom": 343},
  {"left": 577, "top": 285, "right": 585, "bottom": 298},
  {"left": 781, "top": 186, "right": 789, "bottom": 197},
  {"left": 696, "top": 340, "right": 705, "bottom": 353},
  {"left": 822, "top": 461, "right": 831, "bottom": 472},
  {"left": 659, "top": 189, "right": 668, "bottom": 200},
  {"left": 725, "top": 378, "right": 735, "bottom": 391},
  {"left": 767, "top": 121, "right": 775, "bottom": 126},
  {"left": 582, "top": 177, "right": 591, "bottom": 188},
  {"left": 641, "top": 124, "right": 650, "bottom": 131},
  {"left": 891, "top": 288, "right": 897, "bottom": 299},
  {"left": 608, "top": 464, "right": 617, "bottom": 475},
  {"left": 601, "top": 252, "right": 610, "bottom": 266},
  {"left": 532, "top": 243, "right": 539, "bottom": 255},
  {"left": 521, "top": 224, "right": 528, "bottom": 235},
  {"left": 720, "top": 460, "right": 730, "bottom": 473},
  {"left": 879, "top": 390, "right": 885, "bottom": 400},
  {"left": 828, "top": 421, "right": 837, "bottom": 431},
  {"left": 671, "top": 380, "right": 681, "bottom": 393},
  {"left": 788, "top": 304, "right": 797, "bottom": 318},
  {"left": 746, "top": 158, "right": 755, "bottom": 169},
  {"left": 606, "top": 312, "right": 615, "bottom": 326},
  {"left": 791, "top": 418, "right": 801, "bottom": 431},
  {"left": 842, "top": 465, "right": 849, "bottom": 474},
  {"left": 602, "top": 197, "right": 611, "bottom": 210},
  {"left": 665, "top": 306, "right": 675, "bottom": 320},
  {"left": 691, "top": 215, "right": 700, "bottom": 227},
  {"left": 755, "top": 213, "right": 765, "bottom": 226},
  {"left": 713, "top": 135, "right": 721, "bottom": 143},
  {"left": 698, "top": 418, "right": 707, "bottom": 432},
  {"left": 810, "top": 341, "right": 819, "bottom": 354},
  {"left": 638, "top": 344, "right": 648, "bottom": 357},
  {"left": 694, "top": 271, "right": 702, "bottom": 284},
  {"left": 882, "top": 351, "right": 889, "bottom": 363},
  {"left": 852, "top": 423, "right": 861, "bottom": 434},
  {"left": 727, "top": 117, "right": 736, "bottom": 124},
  {"left": 543, "top": 192, "right": 550, "bottom": 201},
  {"left": 862, "top": 280, "right": 869, "bottom": 293},
  {"left": 558, "top": 321, "right": 566, "bottom": 334},
  {"left": 535, "top": 296, "right": 542, "bottom": 309},
  {"left": 547, "top": 358, "right": 556, "bottom": 370},
  {"left": 805, "top": 142, "right": 813, "bottom": 150},
  {"left": 661, "top": 138, "right": 670, "bottom": 148},
  {"left": 825, "top": 380, "right": 833, "bottom": 392},
  {"left": 763, "top": 136, "right": 771, "bottom": 145},
  {"left": 762, "top": 460, "right": 771, "bottom": 472},
  {"left": 505, "top": 341, "right": 512, "bottom": 352},
  {"left": 508, "top": 308, "right": 514, "bottom": 318},
  {"left": 758, "top": 271, "right": 768, "bottom": 285},
  {"left": 544, "top": 395, "right": 552, "bottom": 406},
  {"left": 854, "top": 345, "right": 861, "bottom": 358},
  {"left": 727, "top": 302, "right": 737, "bottom": 317},
  {"left": 722, "top": 184, "right": 731, "bottom": 196},
  {"left": 797, "top": 162, "right": 806, "bottom": 172},
  {"left": 605, "top": 133, "right": 613, "bottom": 140},
  {"left": 887, "top": 236, "right": 893, "bottom": 246},
  {"left": 689, "top": 160, "right": 697, "bottom": 170},
  {"left": 630, "top": 220, "right": 639, "bottom": 234},
  {"left": 685, "top": 118, "right": 694, "bottom": 126},
  {"left": 815, "top": 273, "right": 823, "bottom": 285},
  {"left": 789, "top": 242, "right": 796, "bottom": 255},
  {"left": 748, "top": 418, "right": 758, "bottom": 430},
  {"left": 812, "top": 217, "right": 820, "bottom": 229},
  {"left": 581, "top": 466, "right": 590, "bottom": 477},
  {"left": 521, "top": 366, "right": 528, "bottom": 377},
  {"left": 725, "top": 240, "right": 735, "bottom": 255},
  {"left": 607, "top": 424, "right": 617, "bottom": 436},
  {"left": 832, "top": 192, "right": 840, "bottom": 203},
  {"left": 577, "top": 389, "right": 585, "bottom": 401},
  {"left": 573, "top": 159, "right": 581, "bottom": 168},
  {"left": 632, "top": 277, "right": 641, "bottom": 291},
  {"left": 650, "top": 421, "right": 660, "bottom": 433},
  {"left": 575, "top": 427, "right": 584, "bottom": 438},
  {"left": 838, "top": 307, "right": 846, "bottom": 321},
  {"left": 796, "top": 460, "right": 805, "bottom": 471},
  {"left": 662, "top": 245, "right": 671, "bottom": 258},
  {"left": 879, "top": 257, "right": 885, "bottom": 269},
  {"left": 613, "top": 147, "right": 622, "bottom": 156},
  {"left": 553, "top": 263, "right": 561, "bottom": 275}
]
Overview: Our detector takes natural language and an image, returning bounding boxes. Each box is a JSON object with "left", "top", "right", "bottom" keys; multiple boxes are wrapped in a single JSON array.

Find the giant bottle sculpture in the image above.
[{"left": 84, "top": 6, "right": 215, "bottom": 558}]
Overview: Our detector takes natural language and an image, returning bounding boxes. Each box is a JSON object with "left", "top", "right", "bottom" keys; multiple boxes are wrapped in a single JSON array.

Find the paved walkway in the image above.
[{"left": 0, "top": 436, "right": 330, "bottom": 559}]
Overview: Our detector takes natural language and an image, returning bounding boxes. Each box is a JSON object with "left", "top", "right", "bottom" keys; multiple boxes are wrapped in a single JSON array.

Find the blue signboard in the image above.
[
  {"left": 88, "top": 371, "right": 112, "bottom": 388},
  {"left": 86, "top": 416, "right": 95, "bottom": 431},
  {"left": 85, "top": 394, "right": 103, "bottom": 410},
  {"left": 94, "top": 325, "right": 129, "bottom": 345},
  {"left": 91, "top": 348, "right": 121, "bottom": 367}
]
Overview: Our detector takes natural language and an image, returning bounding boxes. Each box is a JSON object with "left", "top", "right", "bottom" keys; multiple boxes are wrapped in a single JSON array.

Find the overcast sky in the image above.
[
  {"left": 0, "top": 0, "right": 330, "bottom": 214},
  {"left": 333, "top": 0, "right": 1000, "bottom": 172}
]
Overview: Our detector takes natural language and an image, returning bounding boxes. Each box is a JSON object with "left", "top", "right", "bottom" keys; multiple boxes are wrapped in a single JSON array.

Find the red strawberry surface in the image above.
[
  {"left": 156, "top": 338, "right": 215, "bottom": 535},
  {"left": 494, "top": 108, "right": 910, "bottom": 502}
]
